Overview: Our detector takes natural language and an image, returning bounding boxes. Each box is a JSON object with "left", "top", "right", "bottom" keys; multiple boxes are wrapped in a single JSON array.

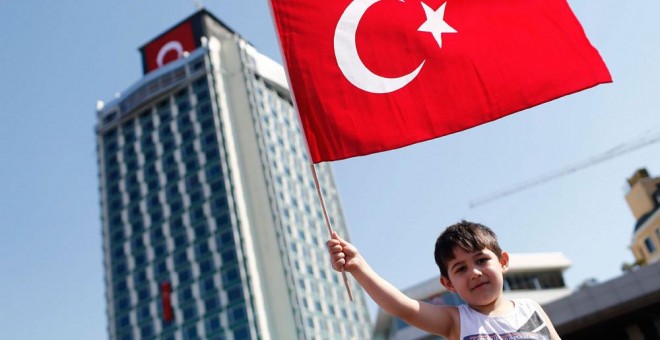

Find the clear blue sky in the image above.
[{"left": 1, "top": 1, "right": 659, "bottom": 339}]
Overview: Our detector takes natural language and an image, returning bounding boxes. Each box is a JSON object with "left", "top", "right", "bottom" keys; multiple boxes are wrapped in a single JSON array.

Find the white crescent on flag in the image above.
[
  {"left": 157, "top": 41, "right": 184, "bottom": 67},
  {"left": 333, "top": 0, "right": 456, "bottom": 94},
  {"left": 333, "top": 0, "right": 426, "bottom": 94}
]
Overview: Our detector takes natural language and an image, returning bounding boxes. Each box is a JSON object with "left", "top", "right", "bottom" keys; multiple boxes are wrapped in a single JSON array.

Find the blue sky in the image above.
[{"left": 1, "top": 1, "right": 659, "bottom": 339}]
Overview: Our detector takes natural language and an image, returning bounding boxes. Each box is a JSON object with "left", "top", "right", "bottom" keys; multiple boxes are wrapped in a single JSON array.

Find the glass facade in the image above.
[
  {"left": 250, "top": 75, "right": 371, "bottom": 339},
  {"left": 97, "top": 10, "right": 371, "bottom": 340},
  {"left": 100, "top": 59, "right": 258, "bottom": 339}
]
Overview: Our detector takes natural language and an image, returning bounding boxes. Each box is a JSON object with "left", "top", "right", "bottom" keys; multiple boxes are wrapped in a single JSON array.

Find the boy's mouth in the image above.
[{"left": 471, "top": 281, "right": 489, "bottom": 290}]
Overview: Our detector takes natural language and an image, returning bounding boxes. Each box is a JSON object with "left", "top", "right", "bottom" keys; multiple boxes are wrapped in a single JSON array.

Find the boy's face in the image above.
[{"left": 440, "top": 246, "right": 509, "bottom": 308}]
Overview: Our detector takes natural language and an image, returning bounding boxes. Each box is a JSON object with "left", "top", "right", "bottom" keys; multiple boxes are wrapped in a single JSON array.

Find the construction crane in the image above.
[{"left": 469, "top": 129, "right": 660, "bottom": 208}]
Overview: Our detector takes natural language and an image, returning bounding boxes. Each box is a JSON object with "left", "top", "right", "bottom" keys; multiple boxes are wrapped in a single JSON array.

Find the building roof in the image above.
[
  {"left": 508, "top": 252, "right": 572, "bottom": 272},
  {"left": 544, "top": 259, "right": 660, "bottom": 335},
  {"left": 137, "top": 9, "right": 237, "bottom": 52}
]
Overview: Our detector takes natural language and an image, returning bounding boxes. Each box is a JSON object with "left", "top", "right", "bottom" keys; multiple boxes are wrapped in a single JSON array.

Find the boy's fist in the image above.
[{"left": 326, "top": 232, "right": 360, "bottom": 272}]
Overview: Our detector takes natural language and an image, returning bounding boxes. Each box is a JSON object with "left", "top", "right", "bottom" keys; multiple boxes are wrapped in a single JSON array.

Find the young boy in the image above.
[{"left": 327, "top": 220, "right": 560, "bottom": 340}]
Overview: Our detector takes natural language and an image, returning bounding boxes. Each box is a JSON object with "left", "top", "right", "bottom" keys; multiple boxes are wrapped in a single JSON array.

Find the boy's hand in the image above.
[{"left": 326, "top": 232, "right": 361, "bottom": 273}]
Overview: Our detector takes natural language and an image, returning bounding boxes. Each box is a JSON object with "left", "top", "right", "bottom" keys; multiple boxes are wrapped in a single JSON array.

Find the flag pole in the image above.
[
  {"left": 310, "top": 162, "right": 354, "bottom": 301},
  {"left": 266, "top": 0, "right": 353, "bottom": 301}
]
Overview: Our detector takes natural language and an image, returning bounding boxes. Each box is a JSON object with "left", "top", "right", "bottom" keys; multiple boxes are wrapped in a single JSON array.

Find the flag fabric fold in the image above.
[{"left": 270, "top": 0, "right": 612, "bottom": 163}]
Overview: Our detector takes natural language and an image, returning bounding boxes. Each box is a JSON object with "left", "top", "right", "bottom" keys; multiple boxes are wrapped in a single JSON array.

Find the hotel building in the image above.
[{"left": 95, "top": 9, "right": 371, "bottom": 340}]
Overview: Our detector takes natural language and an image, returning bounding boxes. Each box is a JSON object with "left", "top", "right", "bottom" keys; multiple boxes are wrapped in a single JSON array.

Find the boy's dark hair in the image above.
[{"left": 434, "top": 220, "right": 502, "bottom": 279}]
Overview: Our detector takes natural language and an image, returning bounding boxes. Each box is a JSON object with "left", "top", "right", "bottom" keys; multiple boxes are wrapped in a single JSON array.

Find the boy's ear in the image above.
[
  {"left": 440, "top": 276, "right": 456, "bottom": 293},
  {"left": 499, "top": 251, "right": 510, "bottom": 273}
]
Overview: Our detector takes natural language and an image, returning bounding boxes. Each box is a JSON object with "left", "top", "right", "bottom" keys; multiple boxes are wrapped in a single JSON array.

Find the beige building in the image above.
[{"left": 625, "top": 168, "right": 660, "bottom": 265}]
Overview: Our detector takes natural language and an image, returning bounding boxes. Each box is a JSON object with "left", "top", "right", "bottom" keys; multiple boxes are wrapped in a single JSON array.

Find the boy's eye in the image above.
[
  {"left": 455, "top": 266, "right": 466, "bottom": 273},
  {"left": 477, "top": 258, "right": 489, "bottom": 264}
]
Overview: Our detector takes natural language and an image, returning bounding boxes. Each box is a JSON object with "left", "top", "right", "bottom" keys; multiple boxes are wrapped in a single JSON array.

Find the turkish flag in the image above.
[
  {"left": 270, "top": 0, "right": 611, "bottom": 162},
  {"left": 142, "top": 20, "right": 197, "bottom": 74}
]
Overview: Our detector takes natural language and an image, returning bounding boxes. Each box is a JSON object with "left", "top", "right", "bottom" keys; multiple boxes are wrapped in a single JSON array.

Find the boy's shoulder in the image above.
[{"left": 510, "top": 298, "right": 542, "bottom": 311}]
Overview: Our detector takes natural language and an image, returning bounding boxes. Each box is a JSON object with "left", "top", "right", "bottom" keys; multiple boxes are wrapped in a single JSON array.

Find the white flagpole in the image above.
[
  {"left": 267, "top": 0, "right": 354, "bottom": 301},
  {"left": 310, "top": 163, "right": 354, "bottom": 301}
]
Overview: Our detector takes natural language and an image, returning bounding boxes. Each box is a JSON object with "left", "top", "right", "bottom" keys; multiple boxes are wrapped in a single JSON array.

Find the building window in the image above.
[
  {"left": 166, "top": 184, "right": 180, "bottom": 199},
  {"left": 222, "top": 266, "right": 240, "bottom": 284},
  {"left": 645, "top": 237, "right": 656, "bottom": 254},
  {"left": 215, "top": 213, "right": 231, "bottom": 229},
  {"left": 137, "top": 304, "right": 151, "bottom": 322},
  {"left": 153, "top": 243, "right": 167, "bottom": 258},
  {"left": 185, "top": 172, "right": 200, "bottom": 187},
  {"left": 115, "top": 295, "right": 130, "bottom": 310},
  {"left": 178, "top": 268, "right": 192, "bottom": 283},
  {"left": 185, "top": 157, "right": 198, "bottom": 172},
  {"left": 175, "top": 251, "right": 189, "bottom": 267},
  {"left": 174, "top": 233, "right": 188, "bottom": 248},
  {"left": 503, "top": 271, "right": 565, "bottom": 291},
  {"left": 184, "top": 325, "right": 198, "bottom": 340},
  {"left": 205, "top": 295, "right": 220, "bottom": 312},
  {"left": 233, "top": 327, "right": 250, "bottom": 340},
  {"left": 216, "top": 230, "right": 234, "bottom": 250},
  {"left": 111, "top": 230, "right": 124, "bottom": 243},
  {"left": 140, "top": 324, "right": 153, "bottom": 338},
  {"left": 134, "top": 252, "right": 147, "bottom": 267},
  {"left": 147, "top": 178, "right": 159, "bottom": 191},
  {"left": 134, "top": 269, "right": 148, "bottom": 285},
  {"left": 189, "top": 190, "right": 204, "bottom": 205},
  {"left": 150, "top": 227, "right": 164, "bottom": 241},
  {"left": 190, "top": 207, "right": 205, "bottom": 223},
  {"left": 170, "top": 217, "right": 185, "bottom": 234},
  {"left": 112, "top": 261, "right": 127, "bottom": 277},
  {"left": 201, "top": 276, "right": 216, "bottom": 296},
  {"left": 221, "top": 248, "right": 237, "bottom": 263},
  {"left": 206, "top": 163, "right": 222, "bottom": 180},
  {"left": 200, "top": 258, "right": 214, "bottom": 273},
  {"left": 117, "top": 314, "right": 131, "bottom": 330},
  {"left": 182, "top": 304, "right": 197, "bottom": 319},
  {"left": 118, "top": 332, "right": 133, "bottom": 340},
  {"left": 155, "top": 260, "right": 168, "bottom": 276},
  {"left": 227, "top": 285, "right": 244, "bottom": 304},
  {"left": 229, "top": 305, "right": 247, "bottom": 324},
  {"left": 205, "top": 315, "right": 222, "bottom": 334},
  {"left": 196, "top": 241, "right": 211, "bottom": 258}
]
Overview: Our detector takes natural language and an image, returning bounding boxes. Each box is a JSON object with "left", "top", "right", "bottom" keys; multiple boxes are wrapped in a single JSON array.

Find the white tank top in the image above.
[{"left": 457, "top": 298, "right": 551, "bottom": 340}]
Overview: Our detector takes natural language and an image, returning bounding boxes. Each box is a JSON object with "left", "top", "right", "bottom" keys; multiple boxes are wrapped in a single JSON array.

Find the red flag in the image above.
[
  {"left": 270, "top": 0, "right": 611, "bottom": 162},
  {"left": 161, "top": 282, "right": 173, "bottom": 322}
]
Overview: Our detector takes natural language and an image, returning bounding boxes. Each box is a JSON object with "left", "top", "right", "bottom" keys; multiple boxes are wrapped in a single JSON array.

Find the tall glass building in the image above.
[{"left": 95, "top": 10, "right": 371, "bottom": 340}]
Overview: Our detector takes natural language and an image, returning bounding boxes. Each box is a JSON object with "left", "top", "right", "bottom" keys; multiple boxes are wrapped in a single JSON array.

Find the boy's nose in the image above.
[{"left": 470, "top": 267, "right": 483, "bottom": 277}]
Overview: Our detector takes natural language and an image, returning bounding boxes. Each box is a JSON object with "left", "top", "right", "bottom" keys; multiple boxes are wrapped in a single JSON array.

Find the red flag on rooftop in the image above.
[{"left": 270, "top": 0, "right": 612, "bottom": 163}]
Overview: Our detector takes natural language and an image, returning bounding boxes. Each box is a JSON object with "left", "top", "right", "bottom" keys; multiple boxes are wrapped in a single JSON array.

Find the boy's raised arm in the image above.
[{"left": 326, "top": 232, "right": 458, "bottom": 337}]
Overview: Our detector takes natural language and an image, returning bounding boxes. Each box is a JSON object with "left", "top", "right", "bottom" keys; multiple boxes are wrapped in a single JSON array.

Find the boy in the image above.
[{"left": 327, "top": 220, "right": 560, "bottom": 340}]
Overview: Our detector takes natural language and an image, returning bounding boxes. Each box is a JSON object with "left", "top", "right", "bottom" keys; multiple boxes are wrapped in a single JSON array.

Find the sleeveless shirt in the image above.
[{"left": 457, "top": 298, "right": 551, "bottom": 340}]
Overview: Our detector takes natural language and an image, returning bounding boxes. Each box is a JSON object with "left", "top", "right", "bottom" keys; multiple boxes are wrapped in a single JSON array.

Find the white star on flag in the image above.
[{"left": 418, "top": 2, "right": 457, "bottom": 48}]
